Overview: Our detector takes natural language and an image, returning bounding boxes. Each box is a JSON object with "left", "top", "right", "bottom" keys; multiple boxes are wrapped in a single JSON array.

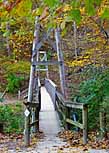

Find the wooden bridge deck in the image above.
[
  {"left": 36, "top": 87, "right": 66, "bottom": 152},
  {"left": 40, "top": 87, "right": 61, "bottom": 135}
]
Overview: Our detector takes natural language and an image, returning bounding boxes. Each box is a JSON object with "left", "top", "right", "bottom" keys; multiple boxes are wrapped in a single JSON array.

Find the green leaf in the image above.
[
  {"left": 94, "top": 0, "right": 102, "bottom": 5},
  {"left": 44, "top": 0, "right": 59, "bottom": 8},
  {"left": 101, "top": 8, "right": 109, "bottom": 19},
  {"left": 85, "top": 0, "right": 95, "bottom": 16},
  {"left": 3, "top": 31, "right": 10, "bottom": 37},
  {"left": 69, "top": 9, "right": 81, "bottom": 24},
  {"left": 15, "top": 0, "right": 32, "bottom": 17},
  {"left": 71, "top": 0, "right": 80, "bottom": 8}
]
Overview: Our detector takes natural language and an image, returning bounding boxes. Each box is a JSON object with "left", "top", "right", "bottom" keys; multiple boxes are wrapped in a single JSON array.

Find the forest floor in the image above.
[
  {"left": 0, "top": 131, "right": 109, "bottom": 153},
  {"left": 0, "top": 88, "right": 109, "bottom": 153}
]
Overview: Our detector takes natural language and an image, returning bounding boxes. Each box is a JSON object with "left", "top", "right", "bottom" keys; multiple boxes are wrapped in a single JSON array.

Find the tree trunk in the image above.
[{"left": 6, "top": 22, "right": 11, "bottom": 56}]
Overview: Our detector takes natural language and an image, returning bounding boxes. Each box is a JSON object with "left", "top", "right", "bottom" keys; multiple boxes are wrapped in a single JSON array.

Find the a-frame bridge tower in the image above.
[{"left": 28, "top": 17, "right": 66, "bottom": 103}]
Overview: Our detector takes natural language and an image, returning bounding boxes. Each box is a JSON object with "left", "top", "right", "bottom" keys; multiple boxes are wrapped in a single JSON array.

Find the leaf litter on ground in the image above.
[{"left": 58, "top": 130, "right": 109, "bottom": 151}]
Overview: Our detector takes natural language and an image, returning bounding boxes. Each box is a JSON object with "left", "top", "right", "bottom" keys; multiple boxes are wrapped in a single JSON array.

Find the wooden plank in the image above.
[
  {"left": 56, "top": 92, "right": 65, "bottom": 106},
  {"left": 45, "top": 79, "right": 57, "bottom": 88},
  {"left": 33, "top": 61, "right": 60, "bottom": 66},
  {"left": 0, "top": 89, "right": 7, "bottom": 99},
  {"left": 65, "top": 103, "right": 84, "bottom": 109},
  {"left": 23, "top": 102, "right": 39, "bottom": 107},
  {"left": 65, "top": 107, "right": 71, "bottom": 130},
  {"left": 56, "top": 101, "right": 65, "bottom": 120},
  {"left": 56, "top": 91, "right": 87, "bottom": 109},
  {"left": 30, "top": 120, "right": 39, "bottom": 127},
  {"left": 66, "top": 118, "right": 83, "bottom": 129},
  {"left": 36, "top": 68, "right": 48, "bottom": 71},
  {"left": 27, "top": 17, "right": 40, "bottom": 103},
  {"left": 56, "top": 98, "right": 65, "bottom": 108},
  {"left": 27, "top": 65, "right": 36, "bottom": 102}
]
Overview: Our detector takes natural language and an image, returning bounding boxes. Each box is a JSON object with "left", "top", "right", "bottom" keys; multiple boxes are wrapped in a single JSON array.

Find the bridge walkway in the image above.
[{"left": 36, "top": 87, "right": 66, "bottom": 152}]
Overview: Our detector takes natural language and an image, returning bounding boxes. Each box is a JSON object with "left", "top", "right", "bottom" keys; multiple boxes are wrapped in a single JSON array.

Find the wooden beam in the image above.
[
  {"left": 66, "top": 118, "right": 83, "bottom": 129},
  {"left": 83, "top": 106, "right": 88, "bottom": 144},
  {"left": 33, "top": 61, "right": 60, "bottom": 66},
  {"left": 56, "top": 101, "right": 66, "bottom": 120},
  {"left": 65, "top": 102, "right": 84, "bottom": 109},
  {"left": 55, "top": 28, "right": 66, "bottom": 97},
  {"left": 36, "top": 68, "right": 48, "bottom": 71},
  {"left": 56, "top": 91, "right": 87, "bottom": 109},
  {"left": 23, "top": 102, "right": 39, "bottom": 107},
  {"left": 30, "top": 120, "right": 39, "bottom": 127},
  {"left": 24, "top": 111, "right": 30, "bottom": 146}
]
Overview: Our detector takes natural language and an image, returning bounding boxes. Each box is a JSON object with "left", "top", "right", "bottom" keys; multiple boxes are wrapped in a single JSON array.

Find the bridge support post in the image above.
[
  {"left": 55, "top": 28, "right": 66, "bottom": 97},
  {"left": 24, "top": 108, "right": 31, "bottom": 146},
  {"left": 83, "top": 105, "right": 88, "bottom": 144},
  {"left": 65, "top": 107, "right": 71, "bottom": 130},
  {"left": 38, "top": 87, "right": 41, "bottom": 111},
  {"left": 36, "top": 108, "right": 39, "bottom": 131},
  {"left": 32, "top": 108, "right": 37, "bottom": 133}
]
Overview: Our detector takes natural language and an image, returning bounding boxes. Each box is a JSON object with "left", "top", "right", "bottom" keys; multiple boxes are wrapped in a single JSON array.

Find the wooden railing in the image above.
[
  {"left": 24, "top": 77, "right": 41, "bottom": 146},
  {"left": 45, "top": 78, "right": 57, "bottom": 108},
  {"left": 56, "top": 91, "right": 88, "bottom": 144},
  {"left": 44, "top": 79, "right": 88, "bottom": 144}
]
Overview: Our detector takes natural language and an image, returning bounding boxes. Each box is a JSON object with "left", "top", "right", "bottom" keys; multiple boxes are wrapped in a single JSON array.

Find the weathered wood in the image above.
[
  {"left": 33, "top": 61, "right": 60, "bottom": 66},
  {"left": 24, "top": 110, "right": 30, "bottom": 146},
  {"left": 56, "top": 101, "right": 66, "bottom": 120},
  {"left": 36, "top": 108, "right": 39, "bottom": 131},
  {"left": 99, "top": 110, "right": 106, "bottom": 139},
  {"left": 66, "top": 118, "right": 83, "bottom": 129},
  {"left": 55, "top": 28, "right": 66, "bottom": 97},
  {"left": 31, "top": 108, "right": 37, "bottom": 132},
  {"left": 56, "top": 90, "right": 88, "bottom": 143},
  {"left": 82, "top": 105, "right": 88, "bottom": 144},
  {"left": 56, "top": 92, "right": 65, "bottom": 106},
  {"left": 56, "top": 91, "right": 85, "bottom": 109},
  {"left": 65, "top": 107, "right": 71, "bottom": 130},
  {"left": 36, "top": 68, "right": 48, "bottom": 71},
  {"left": 36, "top": 51, "right": 49, "bottom": 77},
  {"left": 32, "top": 16, "right": 40, "bottom": 58},
  {"left": 23, "top": 102, "right": 39, "bottom": 107},
  {"left": 38, "top": 89, "right": 41, "bottom": 111},
  {"left": 27, "top": 65, "right": 36, "bottom": 102},
  {"left": 65, "top": 102, "right": 84, "bottom": 109},
  {"left": 45, "top": 79, "right": 57, "bottom": 109},
  {"left": 28, "top": 17, "right": 40, "bottom": 103},
  {"left": 30, "top": 120, "right": 39, "bottom": 127},
  {"left": 0, "top": 88, "right": 7, "bottom": 99}
]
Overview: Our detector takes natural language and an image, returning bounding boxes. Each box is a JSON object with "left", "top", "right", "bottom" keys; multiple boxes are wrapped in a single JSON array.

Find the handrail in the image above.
[
  {"left": 46, "top": 79, "right": 57, "bottom": 88},
  {"left": 24, "top": 77, "right": 41, "bottom": 146},
  {"left": 45, "top": 79, "right": 57, "bottom": 108},
  {"left": 56, "top": 91, "right": 88, "bottom": 144},
  {"left": 56, "top": 91, "right": 87, "bottom": 109}
]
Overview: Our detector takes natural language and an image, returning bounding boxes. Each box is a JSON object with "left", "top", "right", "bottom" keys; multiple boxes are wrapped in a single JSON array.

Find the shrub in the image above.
[
  {"left": 77, "top": 69, "right": 109, "bottom": 130},
  {"left": 6, "top": 73, "right": 24, "bottom": 93},
  {"left": 0, "top": 103, "right": 24, "bottom": 133}
]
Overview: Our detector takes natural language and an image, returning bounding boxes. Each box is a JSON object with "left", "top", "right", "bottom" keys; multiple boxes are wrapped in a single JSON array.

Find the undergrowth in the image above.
[{"left": 0, "top": 102, "right": 24, "bottom": 133}]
